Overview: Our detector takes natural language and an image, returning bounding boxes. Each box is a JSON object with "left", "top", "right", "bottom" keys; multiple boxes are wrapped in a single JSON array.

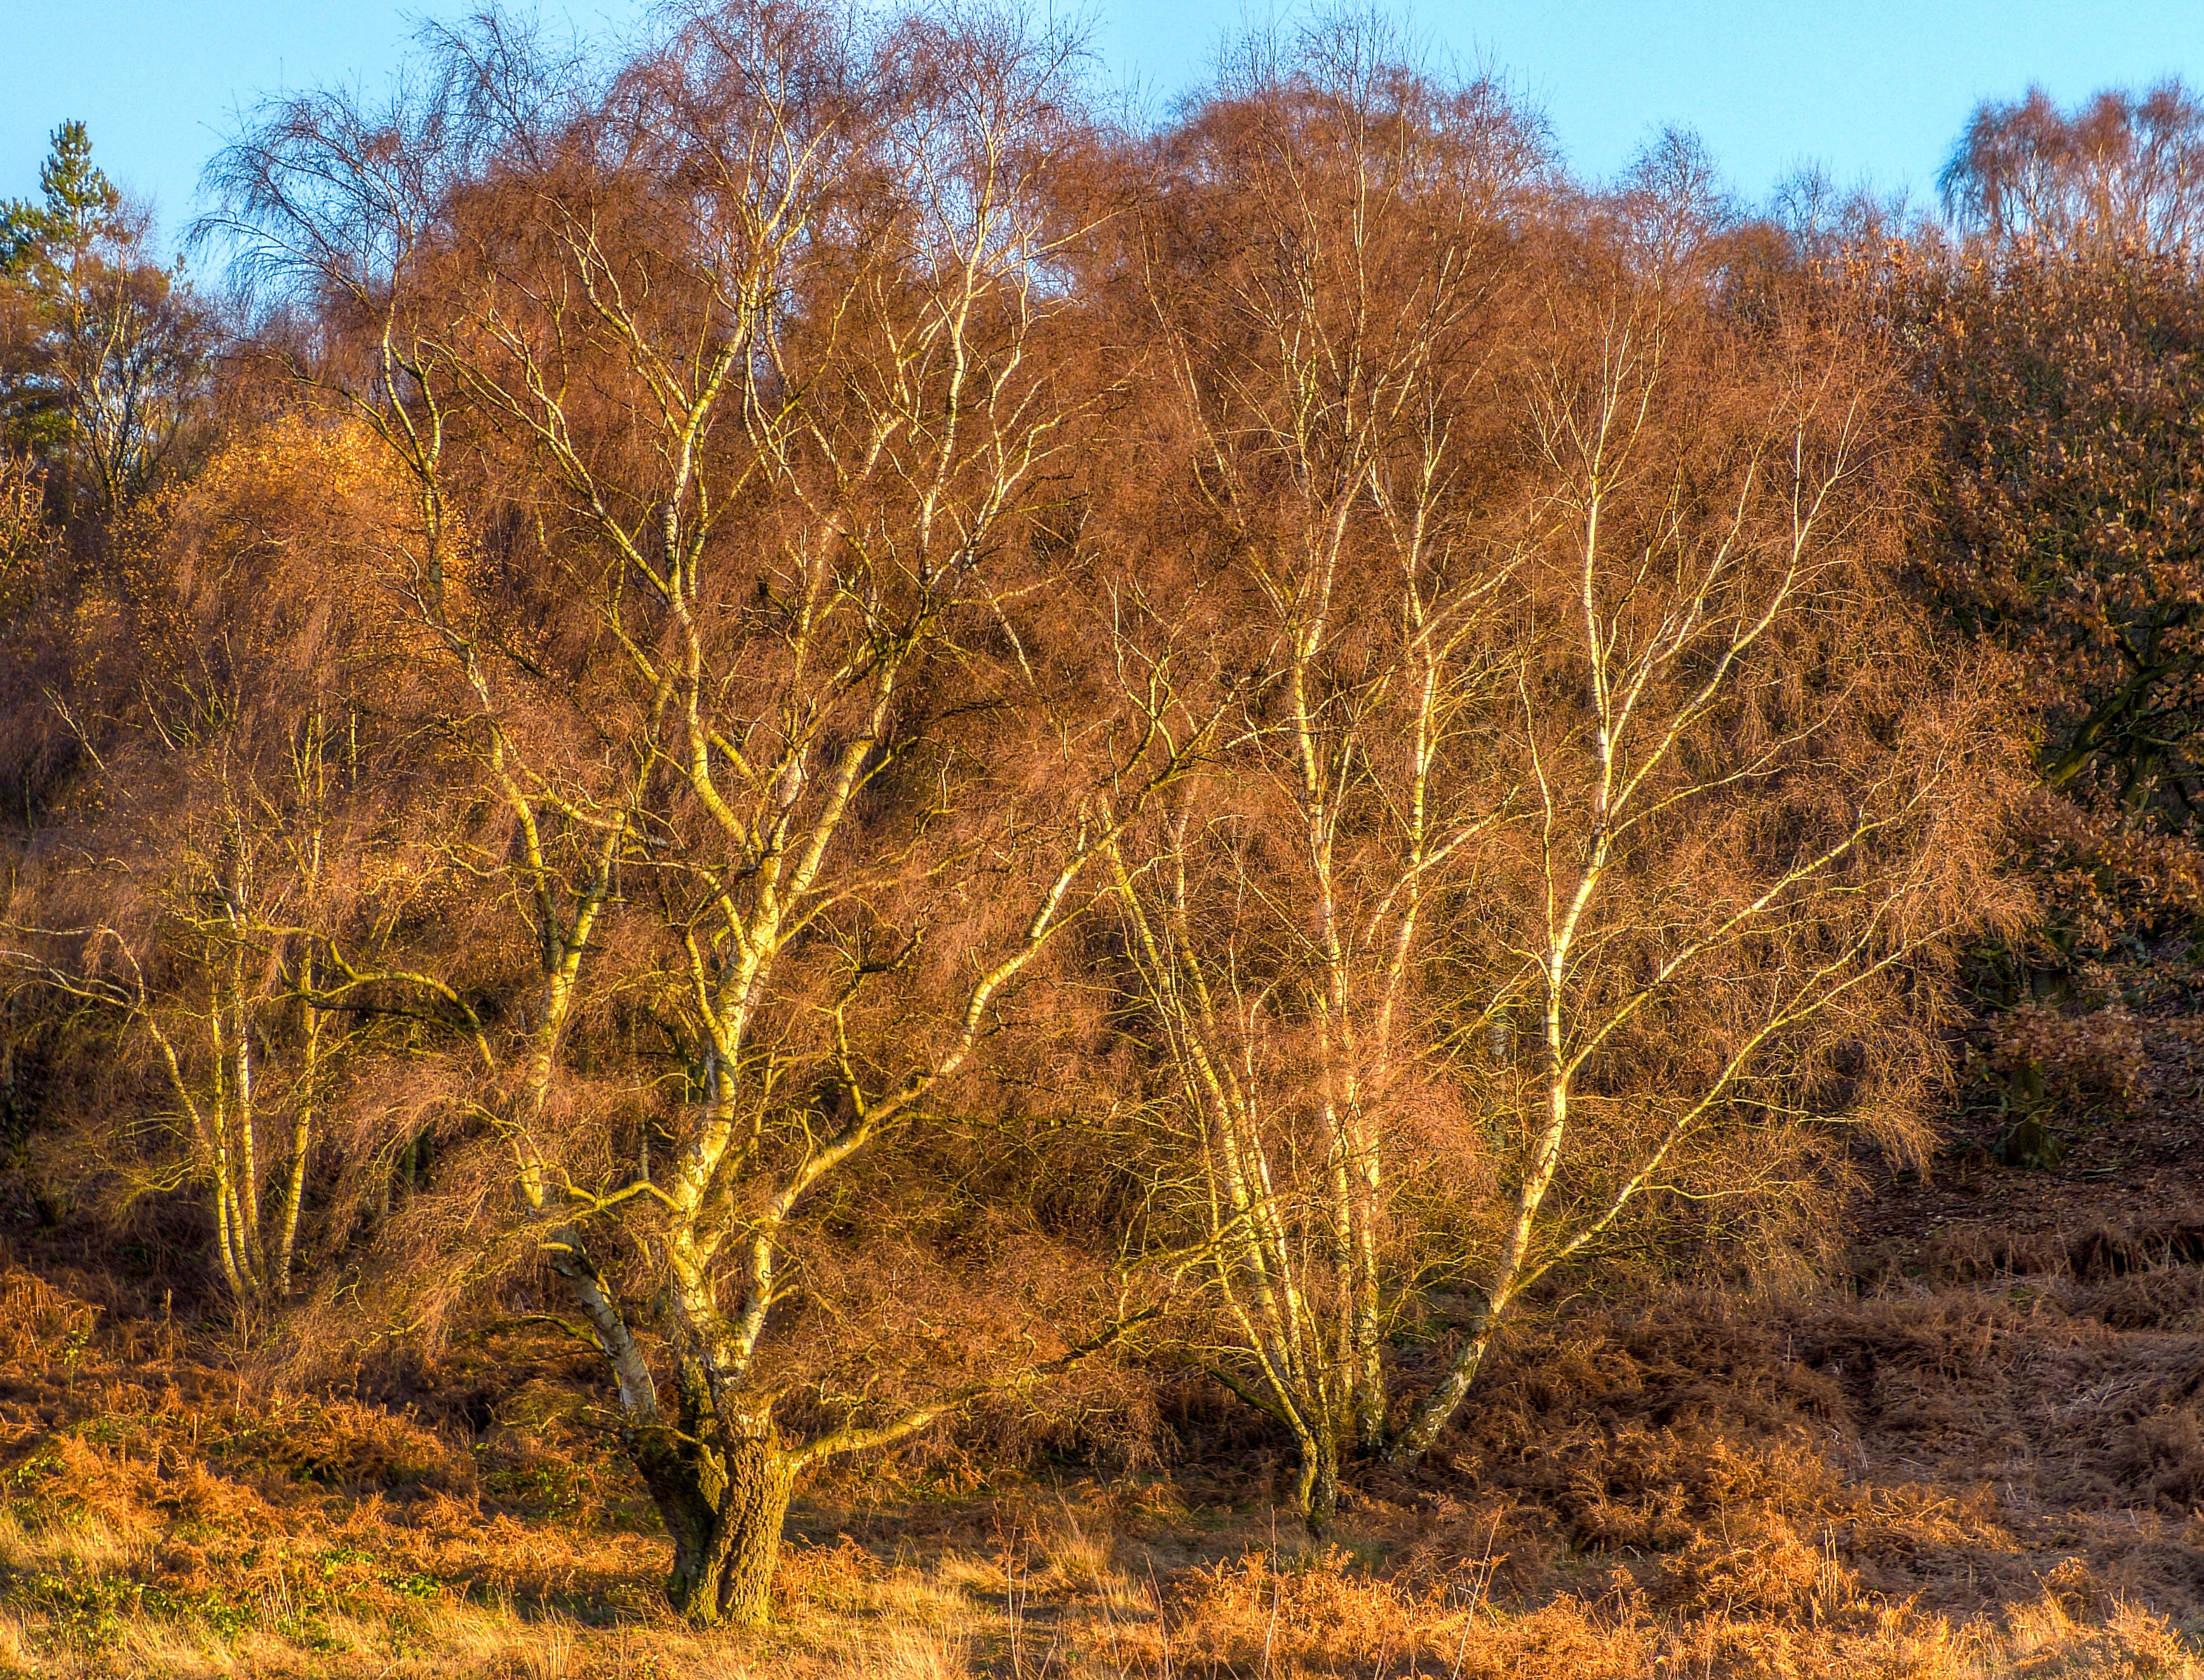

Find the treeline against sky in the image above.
[{"left": 0, "top": 1, "right": 2195, "bottom": 1626}]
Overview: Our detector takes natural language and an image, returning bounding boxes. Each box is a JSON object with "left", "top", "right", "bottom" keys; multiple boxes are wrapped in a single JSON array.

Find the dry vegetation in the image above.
[
  {"left": 10, "top": 6, "right": 2204, "bottom": 1677},
  {"left": 11, "top": 1160, "right": 2204, "bottom": 1680}
]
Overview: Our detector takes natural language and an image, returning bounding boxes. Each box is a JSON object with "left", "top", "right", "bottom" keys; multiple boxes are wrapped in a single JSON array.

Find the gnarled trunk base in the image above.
[{"left": 628, "top": 1411, "right": 796, "bottom": 1627}]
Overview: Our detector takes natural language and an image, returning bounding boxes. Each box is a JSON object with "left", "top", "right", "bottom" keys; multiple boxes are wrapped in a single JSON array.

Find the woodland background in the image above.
[{"left": 4, "top": 4, "right": 2204, "bottom": 1674}]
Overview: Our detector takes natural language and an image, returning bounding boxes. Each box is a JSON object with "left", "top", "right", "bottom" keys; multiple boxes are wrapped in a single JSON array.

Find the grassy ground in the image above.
[
  {"left": 12, "top": 1026, "right": 2204, "bottom": 1676},
  {"left": 6, "top": 1249, "right": 2204, "bottom": 1679}
]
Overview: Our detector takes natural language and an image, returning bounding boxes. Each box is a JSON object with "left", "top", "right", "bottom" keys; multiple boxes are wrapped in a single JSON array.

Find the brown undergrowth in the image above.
[{"left": 6, "top": 1245, "right": 2204, "bottom": 1679}]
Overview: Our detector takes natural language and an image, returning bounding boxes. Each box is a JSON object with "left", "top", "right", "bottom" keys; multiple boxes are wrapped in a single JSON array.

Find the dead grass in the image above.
[{"left": 4, "top": 1259, "right": 2204, "bottom": 1677}]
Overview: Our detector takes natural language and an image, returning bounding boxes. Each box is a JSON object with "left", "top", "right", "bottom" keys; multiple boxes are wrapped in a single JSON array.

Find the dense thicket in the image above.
[
  {"left": 1904, "top": 81, "right": 2204, "bottom": 1159},
  {"left": 8, "top": 3, "right": 2182, "bottom": 1632}
]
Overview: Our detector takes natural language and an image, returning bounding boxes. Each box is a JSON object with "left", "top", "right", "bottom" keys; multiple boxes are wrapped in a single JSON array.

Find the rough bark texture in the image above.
[{"left": 625, "top": 1368, "right": 796, "bottom": 1627}]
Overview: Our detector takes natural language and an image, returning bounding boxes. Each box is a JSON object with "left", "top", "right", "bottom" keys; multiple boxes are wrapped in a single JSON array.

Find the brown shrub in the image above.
[
  {"left": 1989, "top": 1003, "right": 2149, "bottom": 1112},
  {"left": 219, "top": 1399, "right": 467, "bottom": 1497}
]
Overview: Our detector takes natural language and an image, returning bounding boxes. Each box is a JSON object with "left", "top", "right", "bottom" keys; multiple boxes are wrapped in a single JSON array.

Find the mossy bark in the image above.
[{"left": 1297, "top": 1432, "right": 1341, "bottom": 1538}]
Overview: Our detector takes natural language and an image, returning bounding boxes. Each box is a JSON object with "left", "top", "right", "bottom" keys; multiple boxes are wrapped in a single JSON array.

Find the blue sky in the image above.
[{"left": 2, "top": 1, "right": 2200, "bottom": 249}]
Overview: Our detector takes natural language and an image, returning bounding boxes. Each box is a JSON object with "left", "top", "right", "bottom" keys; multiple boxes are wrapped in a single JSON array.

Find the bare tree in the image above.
[
  {"left": 1097, "top": 24, "right": 1539, "bottom": 1527},
  {"left": 1099, "top": 32, "right": 2014, "bottom": 1500},
  {"left": 1388, "top": 274, "right": 2017, "bottom": 1460},
  {"left": 3, "top": 417, "right": 414, "bottom": 1302},
  {"left": 1940, "top": 79, "right": 2204, "bottom": 258},
  {"left": 211, "top": 0, "right": 1193, "bottom": 1625},
  {"left": 0, "top": 0, "right": 2019, "bottom": 1613}
]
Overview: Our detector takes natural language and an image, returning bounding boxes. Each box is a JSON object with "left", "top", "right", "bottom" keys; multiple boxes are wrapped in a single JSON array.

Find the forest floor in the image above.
[{"left": 11, "top": 1027, "right": 2204, "bottom": 1676}]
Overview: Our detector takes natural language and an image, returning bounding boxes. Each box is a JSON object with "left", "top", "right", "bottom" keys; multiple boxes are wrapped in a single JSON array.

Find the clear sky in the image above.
[{"left": 3, "top": 1, "right": 2200, "bottom": 250}]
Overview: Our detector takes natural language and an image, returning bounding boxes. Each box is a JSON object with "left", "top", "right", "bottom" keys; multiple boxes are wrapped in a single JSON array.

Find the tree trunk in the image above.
[
  {"left": 706, "top": 1433, "right": 796, "bottom": 1627},
  {"left": 1387, "top": 1323, "right": 1495, "bottom": 1465},
  {"left": 628, "top": 1410, "right": 797, "bottom": 1628},
  {"left": 1297, "top": 1431, "right": 1341, "bottom": 1539}
]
